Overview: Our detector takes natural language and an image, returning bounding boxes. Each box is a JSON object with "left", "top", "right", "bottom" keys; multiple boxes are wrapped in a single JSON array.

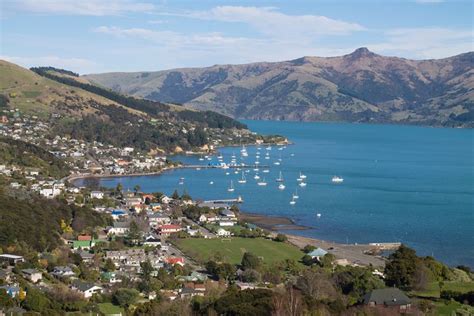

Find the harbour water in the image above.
[{"left": 84, "top": 121, "right": 474, "bottom": 267}]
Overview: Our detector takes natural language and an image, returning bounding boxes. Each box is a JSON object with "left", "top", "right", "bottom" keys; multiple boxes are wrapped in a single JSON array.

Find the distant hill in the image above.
[
  {"left": 0, "top": 61, "right": 261, "bottom": 152},
  {"left": 84, "top": 48, "right": 474, "bottom": 127}
]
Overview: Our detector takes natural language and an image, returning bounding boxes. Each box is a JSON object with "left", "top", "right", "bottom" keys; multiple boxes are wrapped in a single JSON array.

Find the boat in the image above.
[
  {"left": 274, "top": 161, "right": 281, "bottom": 166},
  {"left": 265, "top": 156, "right": 270, "bottom": 160},
  {"left": 263, "top": 169, "right": 270, "bottom": 173},
  {"left": 238, "top": 172, "right": 247, "bottom": 184},
  {"left": 209, "top": 181, "right": 214, "bottom": 185},
  {"left": 225, "top": 172, "right": 230, "bottom": 175},
  {"left": 228, "top": 180, "right": 235, "bottom": 192},
  {"left": 254, "top": 174, "right": 260, "bottom": 180},
  {"left": 299, "top": 182, "right": 307, "bottom": 187},
  {"left": 198, "top": 156, "right": 204, "bottom": 161},
  {"left": 289, "top": 197, "right": 296, "bottom": 205},
  {"left": 257, "top": 178, "right": 267, "bottom": 186},
  {"left": 276, "top": 171, "right": 284, "bottom": 182},
  {"left": 278, "top": 183, "right": 286, "bottom": 190},
  {"left": 332, "top": 176, "right": 344, "bottom": 183},
  {"left": 297, "top": 178, "right": 303, "bottom": 182},
  {"left": 266, "top": 146, "right": 272, "bottom": 150},
  {"left": 196, "top": 167, "right": 201, "bottom": 170},
  {"left": 179, "top": 178, "right": 184, "bottom": 185},
  {"left": 293, "top": 188, "right": 299, "bottom": 199},
  {"left": 299, "top": 172, "right": 307, "bottom": 179},
  {"left": 317, "top": 213, "right": 321, "bottom": 218},
  {"left": 217, "top": 155, "right": 223, "bottom": 159}
]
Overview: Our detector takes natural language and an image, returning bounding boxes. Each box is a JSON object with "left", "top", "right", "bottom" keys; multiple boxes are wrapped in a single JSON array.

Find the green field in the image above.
[
  {"left": 414, "top": 281, "right": 474, "bottom": 298},
  {"left": 175, "top": 237, "right": 304, "bottom": 265},
  {"left": 435, "top": 301, "right": 474, "bottom": 316},
  {"left": 98, "top": 303, "right": 124, "bottom": 315}
]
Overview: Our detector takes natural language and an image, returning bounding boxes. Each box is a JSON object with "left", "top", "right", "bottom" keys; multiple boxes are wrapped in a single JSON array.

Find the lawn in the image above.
[
  {"left": 414, "top": 281, "right": 474, "bottom": 298},
  {"left": 98, "top": 303, "right": 124, "bottom": 315},
  {"left": 175, "top": 237, "right": 304, "bottom": 265},
  {"left": 434, "top": 301, "right": 474, "bottom": 316}
]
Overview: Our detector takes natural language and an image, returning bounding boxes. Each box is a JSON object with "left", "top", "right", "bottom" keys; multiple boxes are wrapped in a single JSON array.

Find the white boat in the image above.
[
  {"left": 290, "top": 153, "right": 295, "bottom": 157},
  {"left": 278, "top": 183, "right": 286, "bottom": 190},
  {"left": 297, "top": 178, "right": 303, "bottom": 182},
  {"left": 196, "top": 167, "right": 201, "bottom": 170},
  {"left": 263, "top": 169, "right": 270, "bottom": 173},
  {"left": 265, "top": 156, "right": 270, "bottom": 160},
  {"left": 276, "top": 171, "right": 284, "bottom": 182},
  {"left": 289, "top": 197, "right": 296, "bottom": 205},
  {"left": 274, "top": 161, "right": 280, "bottom": 166},
  {"left": 238, "top": 172, "right": 247, "bottom": 184},
  {"left": 209, "top": 181, "right": 214, "bottom": 185},
  {"left": 299, "top": 172, "right": 307, "bottom": 179},
  {"left": 332, "top": 176, "right": 344, "bottom": 183},
  {"left": 225, "top": 172, "right": 230, "bottom": 175},
  {"left": 242, "top": 152, "right": 248, "bottom": 157},
  {"left": 254, "top": 174, "right": 260, "bottom": 180},
  {"left": 198, "top": 157, "right": 204, "bottom": 161},
  {"left": 257, "top": 178, "right": 267, "bottom": 186},
  {"left": 217, "top": 155, "right": 223, "bottom": 159},
  {"left": 293, "top": 189, "right": 299, "bottom": 199},
  {"left": 253, "top": 168, "right": 259, "bottom": 171},
  {"left": 228, "top": 180, "right": 235, "bottom": 192},
  {"left": 266, "top": 146, "right": 272, "bottom": 150},
  {"left": 234, "top": 170, "right": 239, "bottom": 174},
  {"left": 299, "top": 182, "right": 307, "bottom": 187},
  {"left": 317, "top": 213, "right": 321, "bottom": 218}
]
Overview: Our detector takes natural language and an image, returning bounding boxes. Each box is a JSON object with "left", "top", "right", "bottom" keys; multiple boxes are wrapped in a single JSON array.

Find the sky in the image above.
[{"left": 0, "top": 0, "right": 472, "bottom": 74}]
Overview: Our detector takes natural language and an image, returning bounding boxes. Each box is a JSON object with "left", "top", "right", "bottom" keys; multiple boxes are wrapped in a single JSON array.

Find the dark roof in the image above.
[
  {"left": 72, "top": 280, "right": 100, "bottom": 292},
  {"left": 363, "top": 288, "right": 411, "bottom": 306}
]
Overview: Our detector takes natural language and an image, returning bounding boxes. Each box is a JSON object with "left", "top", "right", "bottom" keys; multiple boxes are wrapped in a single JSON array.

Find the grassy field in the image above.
[
  {"left": 175, "top": 237, "right": 304, "bottom": 265},
  {"left": 98, "top": 303, "right": 124, "bottom": 315},
  {"left": 414, "top": 281, "right": 474, "bottom": 298}
]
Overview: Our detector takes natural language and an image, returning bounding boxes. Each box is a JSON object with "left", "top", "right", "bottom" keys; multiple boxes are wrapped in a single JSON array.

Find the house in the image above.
[
  {"left": 220, "top": 209, "right": 236, "bottom": 218},
  {"left": 0, "top": 285, "right": 21, "bottom": 298},
  {"left": 106, "top": 221, "right": 130, "bottom": 236},
  {"left": 165, "top": 257, "right": 185, "bottom": 266},
  {"left": 111, "top": 209, "right": 129, "bottom": 220},
  {"left": 71, "top": 280, "right": 103, "bottom": 298},
  {"left": 77, "top": 250, "right": 94, "bottom": 264},
  {"left": 0, "top": 254, "right": 25, "bottom": 265},
  {"left": 101, "top": 271, "right": 120, "bottom": 284},
  {"left": 0, "top": 269, "right": 12, "bottom": 282},
  {"left": 198, "top": 202, "right": 230, "bottom": 210},
  {"left": 219, "top": 220, "right": 235, "bottom": 227},
  {"left": 235, "top": 282, "right": 258, "bottom": 290},
  {"left": 307, "top": 248, "right": 328, "bottom": 260},
  {"left": 77, "top": 234, "right": 92, "bottom": 241},
  {"left": 143, "top": 235, "right": 161, "bottom": 247},
  {"left": 363, "top": 288, "right": 411, "bottom": 312},
  {"left": 160, "top": 195, "right": 172, "bottom": 204},
  {"left": 148, "top": 213, "right": 171, "bottom": 226},
  {"left": 217, "top": 228, "right": 231, "bottom": 237},
  {"left": 158, "top": 224, "right": 182, "bottom": 236},
  {"left": 178, "top": 271, "right": 207, "bottom": 282},
  {"left": 21, "top": 269, "right": 42, "bottom": 283},
  {"left": 198, "top": 214, "right": 208, "bottom": 223},
  {"left": 180, "top": 287, "right": 205, "bottom": 298},
  {"left": 71, "top": 240, "right": 96, "bottom": 250},
  {"left": 52, "top": 266, "right": 75, "bottom": 278},
  {"left": 39, "top": 186, "right": 61, "bottom": 198},
  {"left": 90, "top": 191, "right": 104, "bottom": 199}
]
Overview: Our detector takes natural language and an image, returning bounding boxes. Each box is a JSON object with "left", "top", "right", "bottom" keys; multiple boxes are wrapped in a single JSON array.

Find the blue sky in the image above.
[{"left": 1, "top": 0, "right": 472, "bottom": 74}]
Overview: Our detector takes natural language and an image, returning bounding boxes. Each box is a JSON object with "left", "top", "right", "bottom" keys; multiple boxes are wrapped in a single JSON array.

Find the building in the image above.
[
  {"left": 71, "top": 280, "right": 103, "bottom": 298},
  {"left": 52, "top": 266, "right": 75, "bottom": 278},
  {"left": 106, "top": 221, "right": 130, "bottom": 236},
  {"left": 158, "top": 224, "right": 182, "bottom": 235},
  {"left": 0, "top": 285, "right": 21, "bottom": 298},
  {"left": 363, "top": 288, "right": 411, "bottom": 312},
  {"left": 0, "top": 254, "right": 25, "bottom": 265},
  {"left": 22, "top": 269, "right": 42, "bottom": 283},
  {"left": 217, "top": 228, "right": 231, "bottom": 237},
  {"left": 143, "top": 235, "right": 161, "bottom": 247},
  {"left": 90, "top": 191, "right": 104, "bottom": 199},
  {"left": 219, "top": 220, "right": 235, "bottom": 227},
  {"left": 307, "top": 248, "right": 328, "bottom": 261}
]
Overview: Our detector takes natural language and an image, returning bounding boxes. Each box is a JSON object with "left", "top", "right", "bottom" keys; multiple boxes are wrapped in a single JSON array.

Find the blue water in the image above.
[{"left": 83, "top": 121, "right": 474, "bottom": 267}]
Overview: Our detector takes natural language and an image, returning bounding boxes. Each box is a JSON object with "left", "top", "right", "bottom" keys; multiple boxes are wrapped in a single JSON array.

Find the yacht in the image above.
[
  {"left": 292, "top": 188, "right": 299, "bottom": 199},
  {"left": 225, "top": 172, "right": 230, "bottom": 175},
  {"left": 209, "top": 181, "right": 214, "bottom": 185},
  {"left": 274, "top": 161, "right": 281, "bottom": 166},
  {"left": 228, "top": 180, "right": 235, "bottom": 192},
  {"left": 297, "top": 177, "right": 303, "bottom": 182},
  {"left": 254, "top": 174, "right": 260, "bottom": 180},
  {"left": 299, "top": 172, "right": 307, "bottom": 179},
  {"left": 266, "top": 146, "right": 272, "bottom": 150},
  {"left": 257, "top": 178, "right": 267, "bottom": 186},
  {"left": 179, "top": 177, "right": 184, "bottom": 185},
  {"left": 238, "top": 172, "right": 247, "bottom": 184},
  {"left": 289, "top": 197, "right": 296, "bottom": 205},
  {"left": 278, "top": 183, "right": 286, "bottom": 190},
  {"left": 332, "top": 176, "right": 344, "bottom": 183},
  {"left": 276, "top": 171, "right": 284, "bottom": 182},
  {"left": 262, "top": 169, "right": 270, "bottom": 173},
  {"left": 299, "top": 182, "right": 307, "bottom": 187},
  {"left": 198, "top": 156, "right": 204, "bottom": 161},
  {"left": 317, "top": 213, "right": 321, "bottom": 218}
]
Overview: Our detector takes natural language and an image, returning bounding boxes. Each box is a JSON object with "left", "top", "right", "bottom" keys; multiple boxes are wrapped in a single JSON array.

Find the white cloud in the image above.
[
  {"left": 165, "top": 6, "right": 365, "bottom": 38},
  {"left": 5, "top": 0, "right": 155, "bottom": 16},
  {"left": 0, "top": 55, "right": 99, "bottom": 74},
  {"left": 367, "top": 27, "right": 473, "bottom": 59}
]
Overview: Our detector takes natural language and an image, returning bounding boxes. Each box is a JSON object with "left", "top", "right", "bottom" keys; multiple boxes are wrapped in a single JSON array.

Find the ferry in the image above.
[{"left": 332, "top": 176, "right": 344, "bottom": 183}]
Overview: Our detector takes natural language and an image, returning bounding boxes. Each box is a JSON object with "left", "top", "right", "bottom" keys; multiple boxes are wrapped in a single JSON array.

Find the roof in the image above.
[
  {"left": 363, "top": 288, "right": 411, "bottom": 306},
  {"left": 73, "top": 240, "right": 92, "bottom": 248},
  {"left": 72, "top": 280, "right": 101, "bottom": 292},
  {"left": 22, "top": 268, "right": 40, "bottom": 275},
  {"left": 0, "top": 254, "right": 23, "bottom": 259},
  {"left": 308, "top": 248, "right": 328, "bottom": 257},
  {"left": 160, "top": 224, "right": 181, "bottom": 229}
]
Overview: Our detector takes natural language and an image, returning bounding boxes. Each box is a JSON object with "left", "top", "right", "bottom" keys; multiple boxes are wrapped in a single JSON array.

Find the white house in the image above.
[
  {"left": 160, "top": 195, "right": 172, "bottom": 204},
  {"left": 219, "top": 220, "right": 235, "bottom": 227},
  {"left": 22, "top": 269, "right": 42, "bottom": 283},
  {"left": 39, "top": 186, "right": 61, "bottom": 198},
  {"left": 71, "top": 280, "right": 103, "bottom": 298},
  {"left": 217, "top": 228, "right": 231, "bottom": 237},
  {"left": 52, "top": 266, "right": 75, "bottom": 278},
  {"left": 90, "top": 191, "right": 104, "bottom": 199}
]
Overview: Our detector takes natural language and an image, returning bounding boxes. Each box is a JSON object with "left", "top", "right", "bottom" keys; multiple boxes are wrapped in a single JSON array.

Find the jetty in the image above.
[
  {"left": 204, "top": 196, "right": 244, "bottom": 204},
  {"left": 183, "top": 164, "right": 269, "bottom": 169}
]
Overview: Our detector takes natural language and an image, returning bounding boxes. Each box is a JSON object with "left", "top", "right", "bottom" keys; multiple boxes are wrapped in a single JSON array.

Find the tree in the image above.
[
  {"left": 274, "top": 234, "right": 287, "bottom": 242},
  {"left": 302, "top": 255, "right": 314, "bottom": 266},
  {"left": 113, "top": 288, "right": 139, "bottom": 308},
  {"left": 116, "top": 183, "right": 123, "bottom": 194},
  {"left": 171, "top": 190, "right": 180, "bottom": 200},
  {"left": 104, "top": 258, "right": 116, "bottom": 272},
  {"left": 181, "top": 189, "right": 192, "bottom": 201},
  {"left": 241, "top": 252, "right": 261, "bottom": 270},
  {"left": 384, "top": 245, "right": 419, "bottom": 290},
  {"left": 303, "top": 245, "right": 316, "bottom": 253},
  {"left": 133, "top": 185, "right": 141, "bottom": 194},
  {"left": 126, "top": 220, "right": 142, "bottom": 246}
]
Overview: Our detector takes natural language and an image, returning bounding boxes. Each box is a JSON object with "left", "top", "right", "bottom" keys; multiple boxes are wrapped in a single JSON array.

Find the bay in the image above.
[{"left": 84, "top": 121, "right": 474, "bottom": 267}]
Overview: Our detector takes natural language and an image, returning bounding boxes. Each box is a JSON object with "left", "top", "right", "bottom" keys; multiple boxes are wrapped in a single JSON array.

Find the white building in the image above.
[
  {"left": 90, "top": 191, "right": 104, "bottom": 199},
  {"left": 217, "top": 228, "right": 231, "bottom": 237}
]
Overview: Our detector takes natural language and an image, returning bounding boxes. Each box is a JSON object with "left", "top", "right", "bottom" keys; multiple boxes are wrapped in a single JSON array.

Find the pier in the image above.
[
  {"left": 183, "top": 164, "right": 269, "bottom": 169},
  {"left": 204, "top": 197, "right": 244, "bottom": 204}
]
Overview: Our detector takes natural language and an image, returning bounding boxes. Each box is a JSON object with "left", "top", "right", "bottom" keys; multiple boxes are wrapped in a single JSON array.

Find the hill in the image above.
[
  {"left": 0, "top": 61, "right": 275, "bottom": 153},
  {"left": 84, "top": 48, "right": 474, "bottom": 127}
]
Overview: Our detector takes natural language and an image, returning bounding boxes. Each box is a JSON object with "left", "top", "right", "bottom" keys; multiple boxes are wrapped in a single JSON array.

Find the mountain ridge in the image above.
[{"left": 84, "top": 48, "right": 474, "bottom": 127}]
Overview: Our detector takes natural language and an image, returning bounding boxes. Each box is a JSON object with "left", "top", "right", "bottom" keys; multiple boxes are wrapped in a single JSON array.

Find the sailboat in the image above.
[
  {"left": 278, "top": 183, "right": 286, "bottom": 190},
  {"left": 238, "top": 172, "right": 247, "bottom": 184},
  {"left": 257, "top": 178, "right": 267, "bottom": 186},
  {"left": 292, "top": 188, "right": 299, "bottom": 199},
  {"left": 332, "top": 176, "right": 344, "bottom": 183},
  {"left": 289, "top": 197, "right": 296, "bottom": 205},
  {"left": 299, "top": 172, "right": 307, "bottom": 179},
  {"left": 262, "top": 169, "right": 270, "bottom": 173},
  {"left": 276, "top": 171, "right": 284, "bottom": 182},
  {"left": 254, "top": 174, "right": 260, "bottom": 180},
  {"left": 228, "top": 180, "right": 235, "bottom": 192},
  {"left": 299, "top": 181, "right": 307, "bottom": 187},
  {"left": 179, "top": 177, "right": 184, "bottom": 185}
]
